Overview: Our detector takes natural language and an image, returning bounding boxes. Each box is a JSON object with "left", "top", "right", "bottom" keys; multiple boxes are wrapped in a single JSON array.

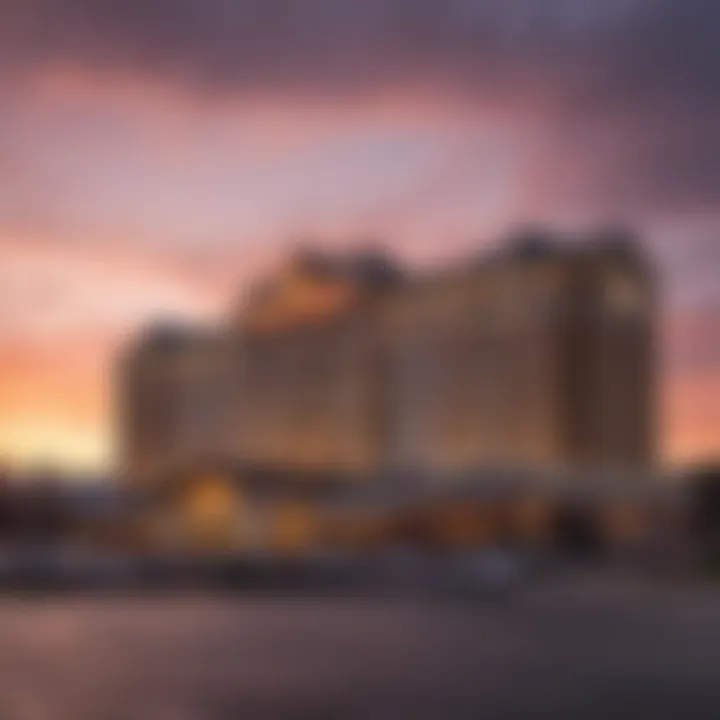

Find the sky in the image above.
[{"left": 0, "top": 0, "right": 718, "bottom": 474}]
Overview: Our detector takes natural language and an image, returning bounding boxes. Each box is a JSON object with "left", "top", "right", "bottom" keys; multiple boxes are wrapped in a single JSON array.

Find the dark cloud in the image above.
[
  {"left": 1, "top": 0, "right": 720, "bottom": 212},
  {"left": 0, "top": 1, "right": 715, "bottom": 101}
]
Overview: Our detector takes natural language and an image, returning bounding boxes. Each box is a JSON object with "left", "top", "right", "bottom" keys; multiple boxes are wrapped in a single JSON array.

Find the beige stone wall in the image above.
[
  {"left": 378, "top": 260, "right": 569, "bottom": 472},
  {"left": 233, "top": 314, "right": 378, "bottom": 471},
  {"left": 119, "top": 348, "right": 185, "bottom": 484},
  {"left": 120, "top": 238, "right": 656, "bottom": 488},
  {"left": 595, "top": 261, "right": 656, "bottom": 469},
  {"left": 119, "top": 330, "right": 233, "bottom": 485},
  {"left": 558, "top": 250, "right": 656, "bottom": 470}
]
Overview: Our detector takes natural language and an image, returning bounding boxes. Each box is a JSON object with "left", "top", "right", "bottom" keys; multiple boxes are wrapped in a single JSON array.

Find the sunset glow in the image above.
[{"left": 0, "top": 0, "right": 718, "bottom": 473}]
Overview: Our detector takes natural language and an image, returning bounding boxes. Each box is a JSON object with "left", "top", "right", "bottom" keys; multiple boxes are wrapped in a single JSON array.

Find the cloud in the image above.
[
  {"left": 1, "top": 0, "right": 719, "bottom": 215},
  {"left": 0, "top": 1, "right": 714, "bottom": 103},
  {"left": 0, "top": 234, "right": 241, "bottom": 470},
  {"left": 0, "top": 0, "right": 719, "bottom": 468}
]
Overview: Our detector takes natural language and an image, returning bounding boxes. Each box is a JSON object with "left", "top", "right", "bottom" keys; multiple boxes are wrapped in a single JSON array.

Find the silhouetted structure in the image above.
[{"left": 688, "top": 464, "right": 720, "bottom": 560}]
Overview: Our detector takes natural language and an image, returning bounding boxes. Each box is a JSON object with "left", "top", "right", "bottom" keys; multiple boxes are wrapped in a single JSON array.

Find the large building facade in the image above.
[
  {"left": 120, "top": 232, "right": 656, "bottom": 489},
  {"left": 118, "top": 234, "right": 657, "bottom": 552},
  {"left": 117, "top": 324, "right": 233, "bottom": 485}
]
